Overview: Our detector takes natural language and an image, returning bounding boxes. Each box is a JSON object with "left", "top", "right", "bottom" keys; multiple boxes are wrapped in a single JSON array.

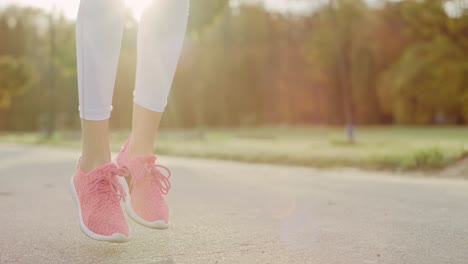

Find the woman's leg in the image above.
[
  {"left": 71, "top": 0, "right": 130, "bottom": 243},
  {"left": 129, "top": 0, "right": 189, "bottom": 156},
  {"left": 76, "top": 0, "right": 125, "bottom": 171}
]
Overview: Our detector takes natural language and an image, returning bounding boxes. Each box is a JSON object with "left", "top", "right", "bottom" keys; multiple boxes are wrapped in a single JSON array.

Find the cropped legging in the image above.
[{"left": 76, "top": 0, "right": 189, "bottom": 120}]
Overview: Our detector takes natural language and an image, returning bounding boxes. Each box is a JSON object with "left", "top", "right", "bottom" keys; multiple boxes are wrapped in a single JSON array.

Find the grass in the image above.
[{"left": 1, "top": 126, "right": 468, "bottom": 171}]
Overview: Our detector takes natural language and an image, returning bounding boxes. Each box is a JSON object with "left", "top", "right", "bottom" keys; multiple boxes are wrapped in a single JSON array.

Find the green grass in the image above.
[{"left": 1, "top": 126, "right": 468, "bottom": 171}]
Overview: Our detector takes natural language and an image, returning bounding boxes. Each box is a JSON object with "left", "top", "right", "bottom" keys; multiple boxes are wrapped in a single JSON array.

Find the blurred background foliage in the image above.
[{"left": 0, "top": 0, "right": 467, "bottom": 132}]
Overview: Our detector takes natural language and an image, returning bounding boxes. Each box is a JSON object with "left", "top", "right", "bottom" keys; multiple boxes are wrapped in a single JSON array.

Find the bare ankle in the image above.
[
  {"left": 128, "top": 138, "right": 154, "bottom": 157},
  {"left": 80, "top": 154, "right": 111, "bottom": 173}
]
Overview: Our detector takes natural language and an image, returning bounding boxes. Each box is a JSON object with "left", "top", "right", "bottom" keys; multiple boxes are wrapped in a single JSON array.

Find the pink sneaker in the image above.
[
  {"left": 115, "top": 139, "right": 171, "bottom": 229},
  {"left": 69, "top": 160, "right": 131, "bottom": 243}
]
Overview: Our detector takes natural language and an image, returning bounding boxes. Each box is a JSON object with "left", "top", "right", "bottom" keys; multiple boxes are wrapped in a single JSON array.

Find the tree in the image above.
[
  {"left": 0, "top": 56, "right": 37, "bottom": 109},
  {"left": 377, "top": 0, "right": 468, "bottom": 124},
  {"left": 187, "top": 0, "right": 229, "bottom": 33}
]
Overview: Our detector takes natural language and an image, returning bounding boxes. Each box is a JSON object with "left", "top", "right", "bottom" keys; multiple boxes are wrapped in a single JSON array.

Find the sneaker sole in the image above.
[
  {"left": 69, "top": 177, "right": 131, "bottom": 243},
  {"left": 116, "top": 172, "right": 170, "bottom": 230}
]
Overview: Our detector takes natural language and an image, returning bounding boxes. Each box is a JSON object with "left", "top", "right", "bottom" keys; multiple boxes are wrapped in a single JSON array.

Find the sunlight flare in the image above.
[{"left": 124, "top": 0, "right": 153, "bottom": 21}]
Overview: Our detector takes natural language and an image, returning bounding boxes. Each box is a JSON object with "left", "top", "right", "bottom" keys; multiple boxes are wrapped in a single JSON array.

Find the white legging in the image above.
[{"left": 76, "top": 0, "right": 189, "bottom": 120}]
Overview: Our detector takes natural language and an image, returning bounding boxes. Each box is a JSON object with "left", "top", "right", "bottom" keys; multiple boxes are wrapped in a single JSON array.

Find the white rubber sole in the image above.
[
  {"left": 117, "top": 175, "right": 170, "bottom": 230},
  {"left": 69, "top": 177, "right": 131, "bottom": 243}
]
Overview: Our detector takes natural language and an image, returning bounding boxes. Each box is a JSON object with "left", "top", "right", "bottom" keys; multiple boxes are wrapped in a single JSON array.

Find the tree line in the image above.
[{"left": 0, "top": 0, "right": 467, "bottom": 131}]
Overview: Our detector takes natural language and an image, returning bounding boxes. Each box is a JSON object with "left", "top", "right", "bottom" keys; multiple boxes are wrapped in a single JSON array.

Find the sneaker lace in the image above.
[
  {"left": 87, "top": 166, "right": 129, "bottom": 202},
  {"left": 132, "top": 161, "right": 172, "bottom": 195}
]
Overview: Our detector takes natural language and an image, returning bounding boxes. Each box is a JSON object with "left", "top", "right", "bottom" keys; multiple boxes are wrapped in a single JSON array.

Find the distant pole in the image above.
[
  {"left": 47, "top": 5, "right": 56, "bottom": 138},
  {"left": 330, "top": 0, "right": 354, "bottom": 143},
  {"left": 222, "top": 2, "right": 233, "bottom": 126},
  {"left": 286, "top": 0, "right": 295, "bottom": 125}
]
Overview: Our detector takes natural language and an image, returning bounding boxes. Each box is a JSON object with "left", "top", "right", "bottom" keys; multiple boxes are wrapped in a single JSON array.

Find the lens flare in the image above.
[{"left": 124, "top": 0, "right": 153, "bottom": 21}]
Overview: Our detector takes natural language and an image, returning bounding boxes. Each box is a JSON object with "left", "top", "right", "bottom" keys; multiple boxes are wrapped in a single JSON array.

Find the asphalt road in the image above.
[{"left": 1, "top": 144, "right": 467, "bottom": 264}]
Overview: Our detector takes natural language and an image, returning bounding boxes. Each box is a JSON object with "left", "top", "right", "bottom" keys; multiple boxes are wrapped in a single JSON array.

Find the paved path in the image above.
[{"left": 0, "top": 144, "right": 467, "bottom": 264}]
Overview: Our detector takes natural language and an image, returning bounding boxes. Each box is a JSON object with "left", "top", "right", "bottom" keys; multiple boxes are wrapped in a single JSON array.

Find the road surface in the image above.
[{"left": 0, "top": 144, "right": 467, "bottom": 264}]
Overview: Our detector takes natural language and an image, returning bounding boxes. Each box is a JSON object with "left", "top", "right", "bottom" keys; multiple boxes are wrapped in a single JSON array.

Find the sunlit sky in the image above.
[
  {"left": 0, "top": 0, "right": 376, "bottom": 19},
  {"left": 0, "top": 0, "right": 136, "bottom": 19},
  {"left": 0, "top": 0, "right": 318, "bottom": 20},
  {"left": 0, "top": 0, "right": 466, "bottom": 20}
]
